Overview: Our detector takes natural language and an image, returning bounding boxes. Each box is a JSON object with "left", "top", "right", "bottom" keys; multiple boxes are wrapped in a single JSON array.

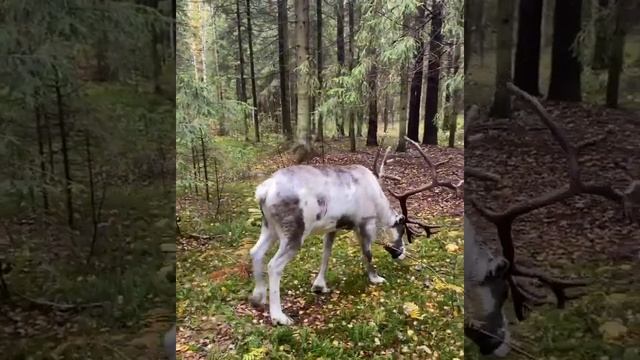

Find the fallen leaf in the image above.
[
  {"left": 599, "top": 320, "right": 628, "bottom": 341},
  {"left": 445, "top": 243, "right": 459, "bottom": 253},
  {"left": 402, "top": 302, "right": 424, "bottom": 319}
]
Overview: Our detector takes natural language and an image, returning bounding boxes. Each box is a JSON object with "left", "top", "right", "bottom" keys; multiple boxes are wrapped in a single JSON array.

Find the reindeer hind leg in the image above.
[
  {"left": 268, "top": 227, "right": 304, "bottom": 326},
  {"left": 249, "top": 224, "right": 276, "bottom": 307}
]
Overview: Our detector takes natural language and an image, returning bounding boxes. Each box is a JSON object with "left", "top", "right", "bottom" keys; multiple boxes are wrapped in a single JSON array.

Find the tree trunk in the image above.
[
  {"left": 246, "top": 0, "right": 260, "bottom": 141},
  {"left": 309, "top": 5, "right": 316, "bottom": 138},
  {"left": 191, "top": 143, "right": 199, "bottom": 195},
  {"left": 448, "top": 44, "right": 462, "bottom": 148},
  {"left": 211, "top": 6, "right": 227, "bottom": 136},
  {"left": 45, "top": 113, "right": 55, "bottom": 174},
  {"left": 235, "top": 0, "right": 250, "bottom": 140},
  {"left": 277, "top": 0, "right": 292, "bottom": 139},
  {"left": 336, "top": 0, "right": 346, "bottom": 137},
  {"left": 171, "top": 0, "right": 176, "bottom": 57},
  {"left": 513, "top": 0, "right": 543, "bottom": 96},
  {"left": 464, "top": 0, "right": 471, "bottom": 73},
  {"left": 423, "top": 0, "right": 443, "bottom": 145},
  {"left": 396, "top": 14, "right": 411, "bottom": 153},
  {"left": 477, "top": 1, "right": 485, "bottom": 66},
  {"left": 606, "top": 0, "right": 631, "bottom": 108},
  {"left": 465, "top": 0, "right": 485, "bottom": 70},
  {"left": 95, "top": 0, "right": 110, "bottom": 81},
  {"left": 383, "top": 94, "right": 389, "bottom": 133},
  {"left": 347, "top": 0, "right": 356, "bottom": 152},
  {"left": 144, "top": 0, "right": 161, "bottom": 93},
  {"left": 294, "top": 0, "right": 312, "bottom": 159},
  {"left": 291, "top": 71, "right": 298, "bottom": 127},
  {"left": 35, "top": 105, "right": 48, "bottom": 211},
  {"left": 547, "top": 0, "right": 583, "bottom": 101},
  {"left": 84, "top": 132, "right": 98, "bottom": 261},
  {"left": 55, "top": 80, "right": 73, "bottom": 229},
  {"left": 366, "top": 63, "right": 378, "bottom": 146},
  {"left": 407, "top": 3, "right": 427, "bottom": 142},
  {"left": 592, "top": 0, "right": 611, "bottom": 70},
  {"left": 316, "top": 0, "right": 324, "bottom": 143},
  {"left": 490, "top": 0, "right": 516, "bottom": 118},
  {"left": 541, "top": 0, "right": 554, "bottom": 48},
  {"left": 200, "top": 130, "right": 211, "bottom": 202}
]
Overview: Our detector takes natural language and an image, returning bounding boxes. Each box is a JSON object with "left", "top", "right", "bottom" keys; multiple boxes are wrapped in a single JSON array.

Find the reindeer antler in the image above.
[
  {"left": 469, "top": 83, "right": 623, "bottom": 321},
  {"left": 373, "top": 137, "right": 401, "bottom": 182},
  {"left": 387, "top": 137, "right": 463, "bottom": 243}
]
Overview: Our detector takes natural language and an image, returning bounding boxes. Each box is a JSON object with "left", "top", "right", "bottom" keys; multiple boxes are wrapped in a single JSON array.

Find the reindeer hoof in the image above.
[
  {"left": 369, "top": 274, "right": 386, "bottom": 284},
  {"left": 271, "top": 313, "right": 294, "bottom": 326},
  {"left": 312, "top": 284, "right": 331, "bottom": 294},
  {"left": 249, "top": 292, "right": 267, "bottom": 308}
]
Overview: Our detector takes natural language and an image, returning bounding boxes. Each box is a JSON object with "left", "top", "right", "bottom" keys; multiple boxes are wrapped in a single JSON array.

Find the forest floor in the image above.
[
  {"left": 464, "top": 98, "right": 640, "bottom": 359},
  {"left": 176, "top": 136, "right": 465, "bottom": 360}
]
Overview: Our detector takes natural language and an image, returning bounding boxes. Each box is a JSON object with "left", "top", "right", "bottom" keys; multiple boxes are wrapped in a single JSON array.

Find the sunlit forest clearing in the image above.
[
  {"left": 176, "top": 0, "right": 464, "bottom": 359},
  {"left": 464, "top": 0, "right": 640, "bottom": 358}
]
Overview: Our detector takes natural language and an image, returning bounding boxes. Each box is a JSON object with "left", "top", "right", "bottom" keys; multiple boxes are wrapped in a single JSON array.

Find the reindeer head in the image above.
[
  {"left": 372, "top": 137, "right": 462, "bottom": 258},
  {"left": 384, "top": 212, "right": 406, "bottom": 260},
  {"left": 464, "top": 217, "right": 511, "bottom": 357}
]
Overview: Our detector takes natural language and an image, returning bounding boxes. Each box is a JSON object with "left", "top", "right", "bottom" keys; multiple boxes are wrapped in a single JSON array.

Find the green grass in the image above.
[
  {"left": 464, "top": 261, "right": 640, "bottom": 359},
  {"left": 177, "top": 180, "right": 465, "bottom": 360}
]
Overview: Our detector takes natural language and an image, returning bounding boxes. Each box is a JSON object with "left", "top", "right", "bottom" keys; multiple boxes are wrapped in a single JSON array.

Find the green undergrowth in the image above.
[
  {"left": 177, "top": 180, "right": 465, "bottom": 359},
  {"left": 464, "top": 261, "right": 640, "bottom": 360},
  {"left": 1, "top": 81, "right": 175, "bottom": 359}
]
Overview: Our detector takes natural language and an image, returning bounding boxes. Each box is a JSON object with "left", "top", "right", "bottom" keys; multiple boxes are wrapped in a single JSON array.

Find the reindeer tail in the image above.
[
  {"left": 255, "top": 178, "right": 273, "bottom": 205},
  {"left": 255, "top": 179, "right": 274, "bottom": 229}
]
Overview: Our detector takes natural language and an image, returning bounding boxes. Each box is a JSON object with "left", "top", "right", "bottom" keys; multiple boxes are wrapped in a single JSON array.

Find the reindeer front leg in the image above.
[
  {"left": 312, "top": 232, "right": 336, "bottom": 293},
  {"left": 358, "top": 221, "right": 385, "bottom": 284}
]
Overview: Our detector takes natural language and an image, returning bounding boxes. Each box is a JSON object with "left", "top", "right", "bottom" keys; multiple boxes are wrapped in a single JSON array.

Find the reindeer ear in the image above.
[{"left": 488, "top": 257, "right": 510, "bottom": 278}]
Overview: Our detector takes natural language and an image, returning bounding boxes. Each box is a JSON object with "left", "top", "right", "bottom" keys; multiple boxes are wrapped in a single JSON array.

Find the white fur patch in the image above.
[{"left": 396, "top": 252, "right": 406, "bottom": 261}]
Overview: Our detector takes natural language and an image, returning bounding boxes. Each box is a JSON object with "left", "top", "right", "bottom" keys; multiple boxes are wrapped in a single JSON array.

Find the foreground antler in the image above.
[
  {"left": 470, "top": 83, "right": 626, "bottom": 320},
  {"left": 378, "top": 137, "right": 462, "bottom": 243}
]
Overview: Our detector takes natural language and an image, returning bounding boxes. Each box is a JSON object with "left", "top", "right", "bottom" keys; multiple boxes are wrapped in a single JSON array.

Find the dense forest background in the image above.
[
  {"left": 1, "top": 1, "right": 177, "bottom": 358},
  {"left": 466, "top": 0, "right": 640, "bottom": 109},
  {"left": 176, "top": 0, "right": 464, "bottom": 183}
]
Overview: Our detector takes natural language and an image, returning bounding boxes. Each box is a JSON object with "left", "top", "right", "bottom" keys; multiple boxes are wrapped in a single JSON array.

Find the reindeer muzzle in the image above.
[{"left": 384, "top": 245, "right": 405, "bottom": 260}]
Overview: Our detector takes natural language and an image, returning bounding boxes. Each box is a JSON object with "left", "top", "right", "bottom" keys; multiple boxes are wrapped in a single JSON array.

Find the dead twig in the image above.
[{"left": 17, "top": 292, "right": 106, "bottom": 310}]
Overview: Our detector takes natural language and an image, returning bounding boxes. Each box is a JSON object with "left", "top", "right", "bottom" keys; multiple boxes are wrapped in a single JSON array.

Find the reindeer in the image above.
[
  {"left": 249, "top": 158, "right": 406, "bottom": 325},
  {"left": 249, "top": 139, "right": 461, "bottom": 325}
]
